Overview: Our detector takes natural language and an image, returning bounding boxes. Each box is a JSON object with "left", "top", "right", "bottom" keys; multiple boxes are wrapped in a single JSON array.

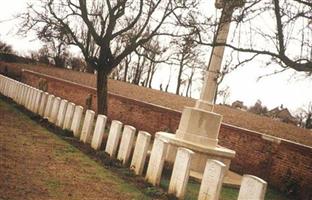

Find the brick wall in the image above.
[{"left": 22, "top": 69, "right": 312, "bottom": 199}]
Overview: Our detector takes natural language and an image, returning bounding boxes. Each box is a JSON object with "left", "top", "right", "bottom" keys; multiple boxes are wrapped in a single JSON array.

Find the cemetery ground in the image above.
[
  {"left": 0, "top": 95, "right": 289, "bottom": 200},
  {"left": 0, "top": 97, "right": 151, "bottom": 200}
]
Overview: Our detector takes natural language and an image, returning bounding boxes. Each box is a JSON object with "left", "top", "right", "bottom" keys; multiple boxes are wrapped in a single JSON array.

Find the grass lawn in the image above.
[
  {"left": 0, "top": 96, "right": 290, "bottom": 200},
  {"left": 0, "top": 98, "right": 150, "bottom": 200},
  {"left": 160, "top": 176, "right": 289, "bottom": 200}
]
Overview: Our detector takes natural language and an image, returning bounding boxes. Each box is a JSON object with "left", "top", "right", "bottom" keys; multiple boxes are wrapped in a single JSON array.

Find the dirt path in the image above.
[{"left": 0, "top": 99, "right": 149, "bottom": 200}]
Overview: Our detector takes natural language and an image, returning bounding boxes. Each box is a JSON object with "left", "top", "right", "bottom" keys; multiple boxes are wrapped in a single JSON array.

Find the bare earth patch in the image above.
[{"left": 0, "top": 99, "right": 149, "bottom": 200}]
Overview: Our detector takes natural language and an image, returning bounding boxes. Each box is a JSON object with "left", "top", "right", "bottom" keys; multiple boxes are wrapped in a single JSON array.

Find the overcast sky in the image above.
[{"left": 0, "top": 0, "right": 311, "bottom": 113}]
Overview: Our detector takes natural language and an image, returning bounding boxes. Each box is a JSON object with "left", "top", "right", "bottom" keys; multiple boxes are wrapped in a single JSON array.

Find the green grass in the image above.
[
  {"left": 0, "top": 97, "right": 151, "bottom": 200},
  {"left": 0, "top": 97, "right": 290, "bottom": 200},
  {"left": 160, "top": 176, "right": 289, "bottom": 200},
  {"left": 45, "top": 178, "right": 62, "bottom": 197}
]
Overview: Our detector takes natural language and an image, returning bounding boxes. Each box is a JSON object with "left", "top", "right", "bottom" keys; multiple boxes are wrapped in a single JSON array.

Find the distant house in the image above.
[
  {"left": 267, "top": 106, "right": 298, "bottom": 125},
  {"left": 232, "top": 100, "right": 247, "bottom": 111}
]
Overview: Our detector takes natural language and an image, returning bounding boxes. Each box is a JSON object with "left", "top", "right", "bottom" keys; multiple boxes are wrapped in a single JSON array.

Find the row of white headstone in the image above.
[{"left": 0, "top": 74, "right": 267, "bottom": 200}]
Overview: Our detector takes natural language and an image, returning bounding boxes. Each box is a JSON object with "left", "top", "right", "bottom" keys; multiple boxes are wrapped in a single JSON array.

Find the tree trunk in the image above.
[
  {"left": 123, "top": 56, "right": 130, "bottom": 82},
  {"left": 132, "top": 56, "right": 141, "bottom": 85},
  {"left": 97, "top": 68, "right": 108, "bottom": 115},
  {"left": 176, "top": 56, "right": 184, "bottom": 95},
  {"left": 85, "top": 64, "right": 94, "bottom": 73},
  {"left": 148, "top": 65, "right": 156, "bottom": 88},
  {"left": 145, "top": 62, "right": 153, "bottom": 87},
  {"left": 186, "top": 71, "right": 194, "bottom": 97}
]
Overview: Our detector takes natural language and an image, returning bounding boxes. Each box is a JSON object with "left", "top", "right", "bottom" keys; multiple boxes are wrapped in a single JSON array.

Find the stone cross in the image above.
[
  {"left": 130, "top": 131, "right": 151, "bottom": 175},
  {"left": 105, "top": 120, "right": 123, "bottom": 157},
  {"left": 168, "top": 147, "right": 194, "bottom": 199},
  {"left": 145, "top": 136, "right": 169, "bottom": 186},
  {"left": 196, "top": 0, "right": 245, "bottom": 111},
  {"left": 117, "top": 125, "right": 136, "bottom": 165},
  {"left": 198, "top": 159, "right": 226, "bottom": 200},
  {"left": 238, "top": 175, "right": 267, "bottom": 200},
  {"left": 91, "top": 114, "right": 108, "bottom": 150}
]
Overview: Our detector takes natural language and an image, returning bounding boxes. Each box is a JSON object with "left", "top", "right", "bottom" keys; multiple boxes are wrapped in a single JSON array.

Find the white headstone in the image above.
[
  {"left": 30, "top": 89, "right": 39, "bottom": 112},
  {"left": 91, "top": 114, "right": 108, "bottom": 150},
  {"left": 29, "top": 89, "right": 36, "bottom": 110},
  {"left": 24, "top": 87, "right": 30, "bottom": 107},
  {"left": 80, "top": 109, "right": 95, "bottom": 143},
  {"left": 18, "top": 84, "right": 25, "bottom": 104},
  {"left": 21, "top": 86, "right": 29, "bottom": 106},
  {"left": 15, "top": 84, "right": 22, "bottom": 104},
  {"left": 26, "top": 88, "right": 35, "bottom": 110},
  {"left": 70, "top": 105, "right": 84, "bottom": 137},
  {"left": 63, "top": 102, "right": 76, "bottom": 130},
  {"left": 238, "top": 175, "right": 267, "bottom": 200},
  {"left": 7, "top": 80, "right": 13, "bottom": 98},
  {"left": 1, "top": 78, "right": 6, "bottom": 95},
  {"left": 38, "top": 92, "right": 49, "bottom": 117},
  {"left": 56, "top": 99, "right": 68, "bottom": 127},
  {"left": 33, "top": 90, "right": 43, "bottom": 114},
  {"left": 3, "top": 79, "right": 8, "bottom": 96},
  {"left": 44, "top": 94, "right": 55, "bottom": 119},
  {"left": 168, "top": 147, "right": 194, "bottom": 199},
  {"left": 145, "top": 136, "right": 169, "bottom": 186},
  {"left": 105, "top": 120, "right": 123, "bottom": 157},
  {"left": 0, "top": 76, "right": 3, "bottom": 93},
  {"left": 49, "top": 97, "right": 61, "bottom": 123},
  {"left": 13, "top": 83, "right": 20, "bottom": 102},
  {"left": 13, "top": 82, "right": 19, "bottom": 101},
  {"left": 198, "top": 159, "right": 226, "bottom": 200},
  {"left": 130, "top": 131, "right": 151, "bottom": 175},
  {"left": 117, "top": 125, "right": 136, "bottom": 165},
  {"left": 16, "top": 84, "right": 24, "bottom": 104}
]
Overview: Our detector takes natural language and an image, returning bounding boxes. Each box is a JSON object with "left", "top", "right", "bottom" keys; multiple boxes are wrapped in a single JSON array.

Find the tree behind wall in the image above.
[
  {"left": 20, "top": 0, "right": 197, "bottom": 114},
  {"left": 171, "top": 32, "right": 203, "bottom": 96}
]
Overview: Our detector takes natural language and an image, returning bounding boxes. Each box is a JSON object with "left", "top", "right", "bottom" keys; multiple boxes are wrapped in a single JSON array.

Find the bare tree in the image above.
[
  {"left": 37, "top": 45, "right": 51, "bottom": 65},
  {"left": 20, "top": 0, "right": 197, "bottom": 114},
  {"left": 295, "top": 102, "right": 312, "bottom": 128},
  {"left": 0, "top": 41, "right": 13, "bottom": 54},
  {"left": 249, "top": 99, "right": 268, "bottom": 115},
  {"left": 191, "top": 0, "right": 312, "bottom": 75},
  {"left": 171, "top": 32, "right": 203, "bottom": 95},
  {"left": 217, "top": 85, "right": 231, "bottom": 104},
  {"left": 69, "top": 55, "right": 87, "bottom": 71}
]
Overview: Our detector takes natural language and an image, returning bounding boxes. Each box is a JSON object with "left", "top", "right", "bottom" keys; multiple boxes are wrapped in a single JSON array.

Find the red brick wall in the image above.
[{"left": 22, "top": 70, "right": 312, "bottom": 198}]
